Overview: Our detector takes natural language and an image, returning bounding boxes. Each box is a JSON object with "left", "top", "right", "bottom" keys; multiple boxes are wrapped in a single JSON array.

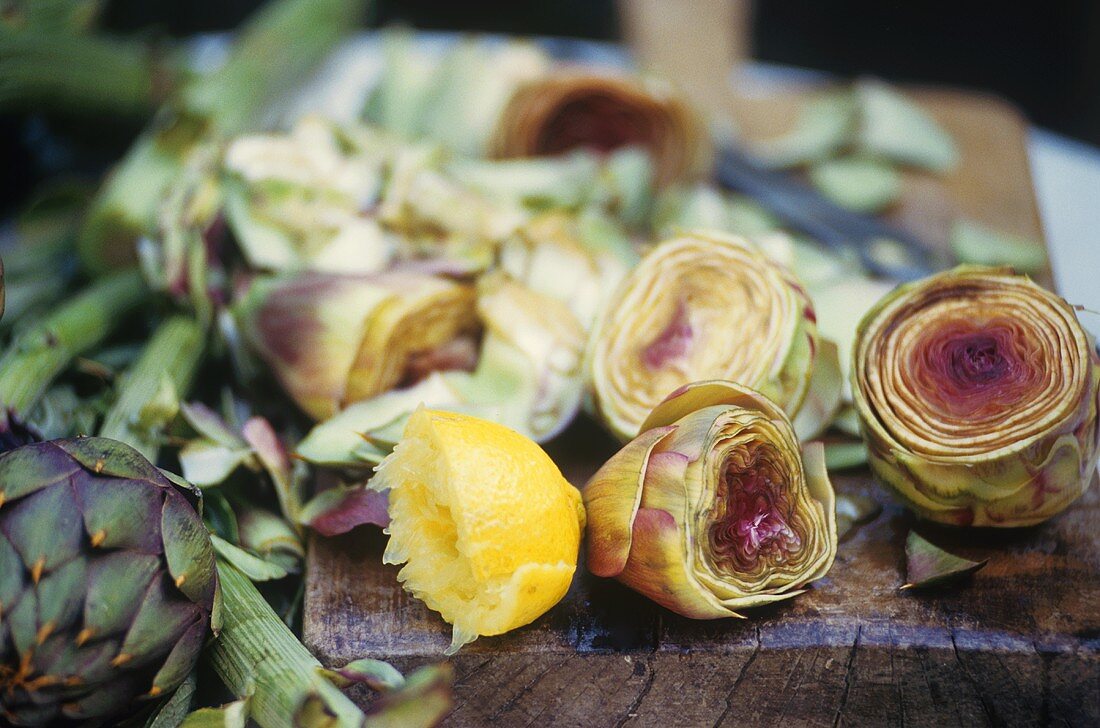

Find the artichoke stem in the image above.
[
  {"left": 100, "top": 315, "right": 206, "bottom": 460},
  {"left": 0, "top": 269, "right": 145, "bottom": 415},
  {"left": 0, "top": 31, "right": 176, "bottom": 118},
  {"left": 208, "top": 560, "right": 366, "bottom": 728}
]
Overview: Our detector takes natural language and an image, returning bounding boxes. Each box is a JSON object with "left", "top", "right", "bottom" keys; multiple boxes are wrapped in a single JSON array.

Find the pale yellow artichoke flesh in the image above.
[{"left": 589, "top": 231, "right": 819, "bottom": 441}]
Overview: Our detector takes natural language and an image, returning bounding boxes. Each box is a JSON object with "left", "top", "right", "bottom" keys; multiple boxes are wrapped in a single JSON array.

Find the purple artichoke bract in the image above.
[{"left": 0, "top": 437, "right": 219, "bottom": 726}]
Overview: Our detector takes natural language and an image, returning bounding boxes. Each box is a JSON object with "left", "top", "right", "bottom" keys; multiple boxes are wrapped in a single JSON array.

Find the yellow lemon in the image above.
[{"left": 372, "top": 408, "right": 586, "bottom": 653}]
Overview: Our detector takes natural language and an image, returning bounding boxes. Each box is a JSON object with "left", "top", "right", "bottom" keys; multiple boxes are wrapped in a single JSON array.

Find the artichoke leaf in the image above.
[{"left": 901, "top": 531, "right": 987, "bottom": 590}]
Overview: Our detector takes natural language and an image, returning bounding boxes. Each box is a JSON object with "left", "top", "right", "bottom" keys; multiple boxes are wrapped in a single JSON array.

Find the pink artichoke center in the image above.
[
  {"left": 642, "top": 302, "right": 693, "bottom": 370},
  {"left": 908, "top": 317, "right": 1043, "bottom": 418},
  {"left": 536, "top": 93, "right": 653, "bottom": 155},
  {"left": 710, "top": 450, "right": 802, "bottom": 572}
]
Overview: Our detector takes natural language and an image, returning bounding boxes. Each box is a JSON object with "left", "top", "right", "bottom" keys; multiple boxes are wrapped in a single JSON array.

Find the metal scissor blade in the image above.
[{"left": 715, "top": 147, "right": 941, "bottom": 281}]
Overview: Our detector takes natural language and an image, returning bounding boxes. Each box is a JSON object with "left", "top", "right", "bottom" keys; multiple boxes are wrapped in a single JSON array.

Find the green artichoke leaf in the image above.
[
  {"left": 236, "top": 507, "right": 304, "bottom": 570},
  {"left": 448, "top": 152, "right": 601, "bottom": 211},
  {"left": 318, "top": 658, "right": 405, "bottom": 691},
  {"left": 823, "top": 441, "right": 869, "bottom": 472},
  {"left": 179, "top": 439, "right": 256, "bottom": 488},
  {"left": 950, "top": 219, "right": 1047, "bottom": 274},
  {"left": 296, "top": 374, "right": 464, "bottom": 468},
  {"left": 362, "top": 663, "right": 455, "bottom": 728},
  {"left": 33, "top": 556, "right": 86, "bottom": 634},
  {"left": 180, "top": 402, "right": 249, "bottom": 449},
  {"left": 834, "top": 491, "right": 880, "bottom": 539},
  {"left": 240, "top": 416, "right": 303, "bottom": 526},
  {"left": 138, "top": 672, "right": 198, "bottom": 728},
  {"left": 179, "top": 699, "right": 248, "bottom": 728},
  {"left": 119, "top": 572, "right": 210, "bottom": 667},
  {"left": 162, "top": 490, "right": 220, "bottom": 606},
  {"left": 792, "top": 338, "right": 844, "bottom": 441},
  {"left": 84, "top": 550, "right": 161, "bottom": 636},
  {"left": 0, "top": 530, "right": 24, "bottom": 610},
  {"left": 808, "top": 155, "right": 902, "bottom": 213},
  {"left": 4, "top": 472, "right": 85, "bottom": 568},
  {"left": 211, "top": 535, "right": 289, "bottom": 582},
  {"left": 751, "top": 90, "right": 856, "bottom": 169},
  {"left": 855, "top": 79, "right": 958, "bottom": 173},
  {"left": 363, "top": 28, "right": 440, "bottom": 138},
  {"left": 298, "top": 485, "right": 390, "bottom": 536},
  {"left": 901, "top": 531, "right": 987, "bottom": 590}
]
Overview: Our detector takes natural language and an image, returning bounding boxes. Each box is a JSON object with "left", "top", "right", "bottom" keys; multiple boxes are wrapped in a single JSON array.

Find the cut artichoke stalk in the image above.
[
  {"left": 77, "top": 0, "right": 367, "bottom": 273},
  {"left": 297, "top": 272, "right": 588, "bottom": 467},
  {"left": 852, "top": 266, "right": 1100, "bottom": 526},
  {"left": 99, "top": 315, "right": 206, "bottom": 461},
  {"left": 588, "top": 230, "right": 841, "bottom": 442},
  {"left": 223, "top": 116, "right": 394, "bottom": 274},
  {"left": 0, "top": 269, "right": 146, "bottom": 416},
  {"left": 207, "top": 561, "right": 365, "bottom": 728},
  {"left": 490, "top": 71, "right": 711, "bottom": 187},
  {"left": 139, "top": 142, "right": 225, "bottom": 318},
  {"left": 0, "top": 29, "right": 181, "bottom": 119},
  {"left": 0, "top": 437, "right": 220, "bottom": 726},
  {"left": 234, "top": 270, "right": 479, "bottom": 421},
  {"left": 583, "top": 380, "right": 837, "bottom": 618}
]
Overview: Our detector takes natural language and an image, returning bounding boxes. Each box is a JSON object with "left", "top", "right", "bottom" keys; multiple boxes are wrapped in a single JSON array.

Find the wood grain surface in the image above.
[{"left": 306, "top": 418, "right": 1100, "bottom": 726}]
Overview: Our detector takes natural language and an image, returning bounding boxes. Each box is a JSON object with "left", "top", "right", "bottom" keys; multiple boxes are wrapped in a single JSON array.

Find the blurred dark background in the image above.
[
  {"left": 4, "top": 0, "right": 1099, "bottom": 211},
  {"left": 100, "top": 0, "right": 1100, "bottom": 144}
]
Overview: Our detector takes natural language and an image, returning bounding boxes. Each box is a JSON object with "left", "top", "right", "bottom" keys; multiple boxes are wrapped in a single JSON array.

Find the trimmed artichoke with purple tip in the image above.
[
  {"left": 583, "top": 381, "right": 837, "bottom": 619},
  {"left": 0, "top": 437, "right": 219, "bottom": 726}
]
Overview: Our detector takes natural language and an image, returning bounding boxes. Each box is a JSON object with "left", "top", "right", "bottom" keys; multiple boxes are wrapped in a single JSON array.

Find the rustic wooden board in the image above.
[
  {"left": 307, "top": 418, "right": 1100, "bottom": 726},
  {"left": 302, "top": 42, "right": 1096, "bottom": 727}
]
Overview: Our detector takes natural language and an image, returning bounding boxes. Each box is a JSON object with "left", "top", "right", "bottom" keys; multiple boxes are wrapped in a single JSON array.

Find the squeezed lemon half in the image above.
[{"left": 372, "top": 408, "right": 585, "bottom": 653}]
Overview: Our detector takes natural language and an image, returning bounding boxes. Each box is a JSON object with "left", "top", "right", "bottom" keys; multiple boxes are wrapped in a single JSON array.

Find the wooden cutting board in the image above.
[
  {"left": 306, "top": 425, "right": 1100, "bottom": 727},
  {"left": 303, "top": 50, "right": 1097, "bottom": 728}
]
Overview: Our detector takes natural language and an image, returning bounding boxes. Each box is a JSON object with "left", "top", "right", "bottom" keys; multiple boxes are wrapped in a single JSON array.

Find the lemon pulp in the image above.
[{"left": 374, "top": 409, "right": 585, "bottom": 653}]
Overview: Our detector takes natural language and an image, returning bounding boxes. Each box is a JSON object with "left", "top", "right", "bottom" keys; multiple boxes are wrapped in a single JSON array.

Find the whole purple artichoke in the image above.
[{"left": 0, "top": 437, "right": 219, "bottom": 725}]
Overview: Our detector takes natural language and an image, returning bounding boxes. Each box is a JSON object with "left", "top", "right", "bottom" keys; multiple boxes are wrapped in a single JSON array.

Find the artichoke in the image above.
[
  {"left": 223, "top": 116, "right": 394, "bottom": 274},
  {"left": 296, "top": 271, "right": 588, "bottom": 466},
  {"left": 852, "top": 266, "right": 1100, "bottom": 526},
  {"left": 234, "top": 271, "right": 478, "bottom": 421},
  {"left": 0, "top": 437, "right": 219, "bottom": 725},
  {"left": 588, "top": 231, "right": 838, "bottom": 442},
  {"left": 583, "top": 380, "right": 837, "bottom": 618},
  {"left": 490, "top": 71, "right": 709, "bottom": 187}
]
